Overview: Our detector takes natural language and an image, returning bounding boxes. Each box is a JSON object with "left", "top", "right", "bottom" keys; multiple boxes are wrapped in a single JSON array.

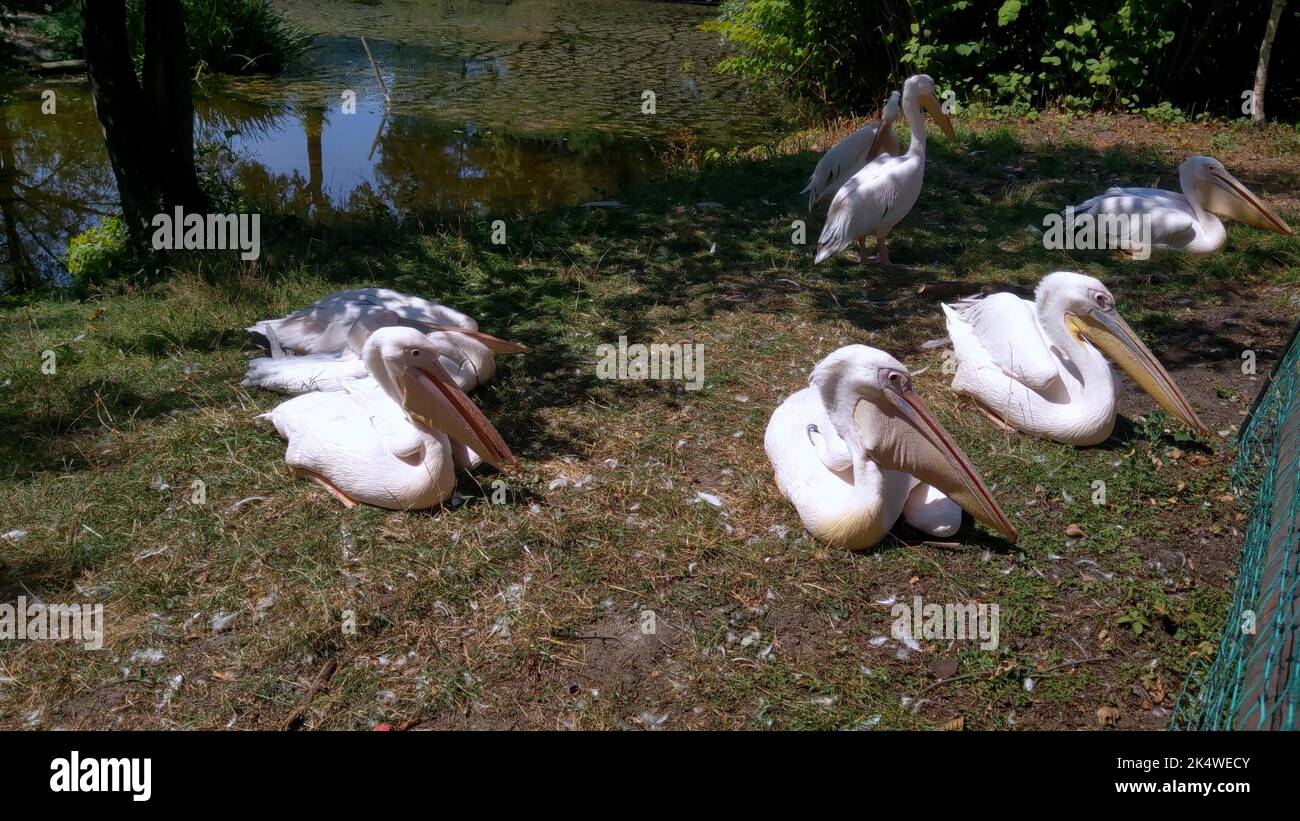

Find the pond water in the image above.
[{"left": 0, "top": 0, "right": 782, "bottom": 287}]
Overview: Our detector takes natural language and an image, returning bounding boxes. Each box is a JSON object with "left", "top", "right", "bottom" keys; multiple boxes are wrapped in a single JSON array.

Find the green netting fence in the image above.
[{"left": 1171, "top": 320, "right": 1300, "bottom": 730}]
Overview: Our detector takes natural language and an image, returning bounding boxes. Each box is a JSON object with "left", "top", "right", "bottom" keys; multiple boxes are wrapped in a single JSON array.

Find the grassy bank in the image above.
[{"left": 1, "top": 112, "right": 1298, "bottom": 729}]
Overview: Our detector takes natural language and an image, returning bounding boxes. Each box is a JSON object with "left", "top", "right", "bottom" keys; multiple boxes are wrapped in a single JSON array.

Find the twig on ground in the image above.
[{"left": 282, "top": 658, "right": 339, "bottom": 730}]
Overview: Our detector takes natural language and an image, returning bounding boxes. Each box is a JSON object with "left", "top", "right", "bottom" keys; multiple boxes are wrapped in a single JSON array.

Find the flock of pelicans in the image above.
[{"left": 241, "top": 73, "right": 1292, "bottom": 553}]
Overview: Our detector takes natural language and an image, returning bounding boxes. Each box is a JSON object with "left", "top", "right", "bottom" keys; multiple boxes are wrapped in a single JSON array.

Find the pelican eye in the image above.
[
  {"left": 1093, "top": 292, "right": 1112, "bottom": 310},
  {"left": 410, "top": 349, "right": 421, "bottom": 357},
  {"left": 880, "top": 368, "right": 908, "bottom": 390}
]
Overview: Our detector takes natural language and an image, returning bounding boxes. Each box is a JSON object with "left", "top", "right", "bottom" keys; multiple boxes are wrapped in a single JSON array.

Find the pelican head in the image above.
[
  {"left": 902, "top": 74, "right": 956, "bottom": 140},
  {"left": 813, "top": 346, "right": 1018, "bottom": 543},
  {"left": 364, "top": 326, "right": 517, "bottom": 471},
  {"left": 1182, "top": 155, "right": 1292, "bottom": 236},
  {"left": 1037, "top": 272, "right": 1209, "bottom": 437},
  {"left": 882, "top": 89, "right": 902, "bottom": 123}
]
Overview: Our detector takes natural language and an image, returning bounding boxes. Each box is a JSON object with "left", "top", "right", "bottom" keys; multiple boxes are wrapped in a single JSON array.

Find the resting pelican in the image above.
[
  {"left": 942, "top": 271, "right": 1209, "bottom": 446},
  {"left": 765, "top": 345, "right": 1018, "bottom": 550},
  {"left": 1073, "top": 155, "right": 1292, "bottom": 255},
  {"left": 815, "top": 74, "right": 954, "bottom": 266},
  {"left": 800, "top": 91, "right": 901, "bottom": 212},
  {"left": 260, "top": 327, "right": 516, "bottom": 510},
  {"left": 244, "top": 288, "right": 526, "bottom": 394}
]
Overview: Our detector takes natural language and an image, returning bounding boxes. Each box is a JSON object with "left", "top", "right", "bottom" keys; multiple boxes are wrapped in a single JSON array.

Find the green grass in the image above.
[{"left": 1, "top": 112, "right": 1296, "bottom": 729}]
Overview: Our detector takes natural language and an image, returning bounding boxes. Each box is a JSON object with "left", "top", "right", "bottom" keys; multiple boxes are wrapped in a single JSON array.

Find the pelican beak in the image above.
[
  {"left": 1068, "top": 308, "right": 1210, "bottom": 437},
  {"left": 397, "top": 359, "right": 518, "bottom": 472},
  {"left": 920, "top": 91, "right": 956, "bottom": 140},
  {"left": 1201, "top": 167, "right": 1292, "bottom": 235},
  {"left": 412, "top": 321, "right": 529, "bottom": 354},
  {"left": 857, "top": 386, "right": 1018, "bottom": 543},
  {"left": 865, "top": 121, "right": 890, "bottom": 160}
]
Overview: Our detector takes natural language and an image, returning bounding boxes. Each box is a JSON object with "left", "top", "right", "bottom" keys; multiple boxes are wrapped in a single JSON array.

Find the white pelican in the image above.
[
  {"left": 1073, "top": 155, "right": 1292, "bottom": 255},
  {"left": 243, "top": 288, "right": 526, "bottom": 394},
  {"left": 800, "top": 91, "right": 901, "bottom": 212},
  {"left": 765, "top": 345, "right": 1018, "bottom": 550},
  {"left": 259, "top": 326, "right": 516, "bottom": 510},
  {"left": 814, "top": 74, "right": 954, "bottom": 266},
  {"left": 942, "top": 271, "right": 1209, "bottom": 446}
]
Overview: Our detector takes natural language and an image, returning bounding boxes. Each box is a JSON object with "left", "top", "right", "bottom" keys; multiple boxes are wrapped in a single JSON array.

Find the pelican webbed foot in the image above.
[
  {"left": 969, "top": 398, "right": 1018, "bottom": 434},
  {"left": 300, "top": 470, "right": 359, "bottom": 509}
]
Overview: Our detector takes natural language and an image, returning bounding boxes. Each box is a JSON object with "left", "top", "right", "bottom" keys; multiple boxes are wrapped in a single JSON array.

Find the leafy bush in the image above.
[
  {"left": 32, "top": 0, "right": 311, "bottom": 74},
  {"left": 703, "top": 0, "right": 911, "bottom": 115},
  {"left": 902, "top": 1, "right": 1178, "bottom": 112},
  {"left": 707, "top": 1, "right": 1300, "bottom": 119},
  {"left": 165, "top": 0, "right": 312, "bottom": 75},
  {"left": 66, "top": 217, "right": 131, "bottom": 288},
  {"left": 32, "top": 3, "right": 83, "bottom": 60}
]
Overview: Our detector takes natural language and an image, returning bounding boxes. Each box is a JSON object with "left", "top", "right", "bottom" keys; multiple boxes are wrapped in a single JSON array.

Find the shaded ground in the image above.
[
  {"left": 0, "top": 112, "right": 1297, "bottom": 729},
  {"left": 0, "top": 4, "right": 70, "bottom": 69}
]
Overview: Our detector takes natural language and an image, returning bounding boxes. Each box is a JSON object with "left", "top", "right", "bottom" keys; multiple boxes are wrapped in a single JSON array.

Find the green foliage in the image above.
[
  {"left": 65, "top": 217, "right": 130, "bottom": 288},
  {"left": 901, "top": 1, "right": 1177, "bottom": 112},
  {"left": 703, "top": 0, "right": 910, "bottom": 115},
  {"left": 32, "top": 0, "right": 311, "bottom": 74},
  {"left": 32, "top": 3, "right": 83, "bottom": 60},
  {"left": 165, "top": 0, "right": 312, "bottom": 75},
  {"left": 708, "top": 1, "right": 1300, "bottom": 119},
  {"left": 1140, "top": 101, "right": 1187, "bottom": 124}
]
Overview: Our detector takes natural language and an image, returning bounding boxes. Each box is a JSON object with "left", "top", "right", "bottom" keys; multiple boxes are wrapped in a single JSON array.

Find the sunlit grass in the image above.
[{"left": 0, "top": 113, "right": 1294, "bottom": 729}]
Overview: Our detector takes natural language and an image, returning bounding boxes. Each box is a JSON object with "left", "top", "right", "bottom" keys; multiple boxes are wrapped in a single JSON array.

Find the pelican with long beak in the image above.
[
  {"left": 800, "top": 91, "right": 901, "bottom": 212},
  {"left": 1073, "top": 155, "right": 1292, "bottom": 255},
  {"left": 259, "top": 326, "right": 516, "bottom": 510},
  {"left": 244, "top": 287, "right": 527, "bottom": 394},
  {"left": 943, "top": 272, "right": 1209, "bottom": 446},
  {"left": 815, "top": 74, "right": 955, "bottom": 266},
  {"left": 765, "top": 345, "right": 1018, "bottom": 550}
]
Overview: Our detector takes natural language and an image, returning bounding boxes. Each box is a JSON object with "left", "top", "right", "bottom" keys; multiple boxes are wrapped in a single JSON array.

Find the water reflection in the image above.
[
  {"left": 0, "top": 83, "right": 664, "bottom": 288},
  {"left": 0, "top": 0, "right": 781, "bottom": 289},
  {"left": 204, "top": 93, "right": 656, "bottom": 217},
  {"left": 0, "top": 85, "right": 118, "bottom": 289}
]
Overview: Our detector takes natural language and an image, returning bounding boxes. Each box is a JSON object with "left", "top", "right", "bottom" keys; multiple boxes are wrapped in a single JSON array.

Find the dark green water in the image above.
[{"left": 0, "top": 0, "right": 782, "bottom": 286}]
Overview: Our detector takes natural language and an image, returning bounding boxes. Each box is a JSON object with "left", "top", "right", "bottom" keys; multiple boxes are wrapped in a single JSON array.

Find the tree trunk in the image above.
[
  {"left": 304, "top": 105, "right": 328, "bottom": 215},
  {"left": 0, "top": 112, "right": 31, "bottom": 293},
  {"left": 1252, "top": 0, "right": 1288, "bottom": 126},
  {"left": 143, "top": 0, "right": 208, "bottom": 211},
  {"left": 80, "top": 0, "right": 158, "bottom": 240}
]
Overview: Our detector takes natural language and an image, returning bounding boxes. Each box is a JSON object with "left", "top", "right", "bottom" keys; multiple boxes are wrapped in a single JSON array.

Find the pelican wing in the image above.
[
  {"left": 943, "top": 293, "right": 1060, "bottom": 391},
  {"left": 338, "top": 378, "right": 426, "bottom": 459},
  {"left": 242, "top": 352, "right": 369, "bottom": 394},
  {"left": 807, "top": 419, "right": 853, "bottom": 473},
  {"left": 335, "top": 288, "right": 479, "bottom": 331},
  {"left": 266, "top": 385, "right": 453, "bottom": 510},
  {"left": 248, "top": 288, "right": 479, "bottom": 355},
  {"left": 801, "top": 121, "right": 894, "bottom": 211},
  {"left": 1074, "top": 188, "right": 1197, "bottom": 249},
  {"left": 814, "top": 154, "right": 906, "bottom": 264}
]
